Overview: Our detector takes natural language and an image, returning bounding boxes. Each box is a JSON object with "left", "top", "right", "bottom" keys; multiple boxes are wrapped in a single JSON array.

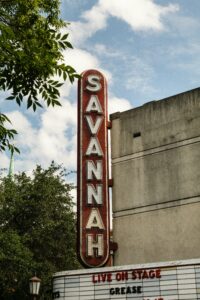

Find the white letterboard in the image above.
[{"left": 53, "top": 259, "right": 200, "bottom": 300}]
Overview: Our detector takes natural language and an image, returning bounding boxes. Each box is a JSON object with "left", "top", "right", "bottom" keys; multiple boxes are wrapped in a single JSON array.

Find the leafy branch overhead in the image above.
[
  {"left": 0, "top": 113, "right": 19, "bottom": 153},
  {"left": 0, "top": 0, "right": 80, "bottom": 153},
  {"left": 0, "top": 0, "right": 79, "bottom": 111}
]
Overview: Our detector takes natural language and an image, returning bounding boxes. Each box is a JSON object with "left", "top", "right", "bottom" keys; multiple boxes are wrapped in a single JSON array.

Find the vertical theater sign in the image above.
[{"left": 77, "top": 69, "right": 110, "bottom": 267}]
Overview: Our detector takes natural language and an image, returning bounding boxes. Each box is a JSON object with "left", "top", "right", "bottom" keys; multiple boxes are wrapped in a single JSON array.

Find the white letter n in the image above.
[{"left": 87, "top": 184, "right": 102, "bottom": 205}]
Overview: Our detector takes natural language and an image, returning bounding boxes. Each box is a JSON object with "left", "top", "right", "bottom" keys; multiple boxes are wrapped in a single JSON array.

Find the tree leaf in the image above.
[
  {"left": 61, "top": 33, "right": 69, "bottom": 40},
  {"left": 27, "top": 96, "right": 32, "bottom": 109},
  {"left": 6, "top": 95, "right": 15, "bottom": 100}
]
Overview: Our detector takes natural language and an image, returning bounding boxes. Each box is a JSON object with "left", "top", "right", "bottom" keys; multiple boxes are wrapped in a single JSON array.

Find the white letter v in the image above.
[{"left": 85, "top": 115, "right": 103, "bottom": 135}]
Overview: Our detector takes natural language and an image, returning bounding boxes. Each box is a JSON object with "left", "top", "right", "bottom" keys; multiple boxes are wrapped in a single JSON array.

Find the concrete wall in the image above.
[{"left": 110, "top": 88, "right": 200, "bottom": 265}]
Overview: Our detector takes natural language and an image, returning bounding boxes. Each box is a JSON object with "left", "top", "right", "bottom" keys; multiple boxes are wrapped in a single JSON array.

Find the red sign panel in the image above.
[{"left": 77, "top": 69, "right": 110, "bottom": 268}]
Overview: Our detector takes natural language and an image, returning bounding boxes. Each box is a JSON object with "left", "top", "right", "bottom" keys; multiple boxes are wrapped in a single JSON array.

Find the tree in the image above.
[
  {"left": 0, "top": 0, "right": 79, "bottom": 153},
  {"left": 0, "top": 162, "right": 80, "bottom": 299}
]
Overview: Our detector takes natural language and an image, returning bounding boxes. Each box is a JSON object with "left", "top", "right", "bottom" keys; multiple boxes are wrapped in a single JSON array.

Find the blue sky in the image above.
[{"left": 1, "top": 0, "right": 200, "bottom": 179}]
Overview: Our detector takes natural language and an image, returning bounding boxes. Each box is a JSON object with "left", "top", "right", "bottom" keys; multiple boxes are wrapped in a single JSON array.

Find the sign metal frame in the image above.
[{"left": 77, "top": 69, "right": 110, "bottom": 268}]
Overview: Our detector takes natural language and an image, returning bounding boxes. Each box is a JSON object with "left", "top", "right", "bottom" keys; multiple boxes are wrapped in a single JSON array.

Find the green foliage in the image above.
[
  {"left": 0, "top": 0, "right": 80, "bottom": 153},
  {"left": 0, "top": 113, "right": 20, "bottom": 153},
  {"left": 0, "top": 162, "right": 80, "bottom": 299},
  {"left": 0, "top": 230, "right": 33, "bottom": 299}
]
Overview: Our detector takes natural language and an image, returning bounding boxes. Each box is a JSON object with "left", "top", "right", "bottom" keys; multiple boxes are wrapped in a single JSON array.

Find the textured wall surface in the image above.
[{"left": 110, "top": 88, "right": 200, "bottom": 265}]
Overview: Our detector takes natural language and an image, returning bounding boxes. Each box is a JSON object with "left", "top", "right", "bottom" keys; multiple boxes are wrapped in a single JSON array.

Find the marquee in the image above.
[{"left": 53, "top": 259, "right": 200, "bottom": 299}]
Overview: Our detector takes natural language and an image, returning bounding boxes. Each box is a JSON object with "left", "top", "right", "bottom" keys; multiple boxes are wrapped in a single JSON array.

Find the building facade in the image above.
[{"left": 110, "top": 88, "right": 200, "bottom": 266}]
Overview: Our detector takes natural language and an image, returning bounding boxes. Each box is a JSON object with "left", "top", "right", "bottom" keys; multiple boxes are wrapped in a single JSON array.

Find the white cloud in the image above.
[
  {"left": 36, "top": 101, "right": 77, "bottom": 163},
  {"left": 99, "top": 0, "right": 179, "bottom": 31},
  {"left": 94, "top": 44, "right": 122, "bottom": 58},
  {"left": 68, "top": 4, "right": 107, "bottom": 46},
  {"left": 167, "top": 14, "right": 200, "bottom": 38},
  {"left": 63, "top": 48, "right": 99, "bottom": 73},
  {"left": 63, "top": 47, "right": 112, "bottom": 84},
  {"left": 122, "top": 55, "right": 157, "bottom": 95},
  {"left": 69, "top": 0, "right": 179, "bottom": 46},
  {"left": 82, "top": 3, "right": 108, "bottom": 31},
  {"left": 4, "top": 99, "right": 78, "bottom": 174},
  {"left": 108, "top": 96, "right": 132, "bottom": 115},
  {"left": 0, "top": 152, "right": 10, "bottom": 173},
  {"left": 166, "top": 41, "right": 200, "bottom": 58},
  {"left": 92, "top": 44, "right": 157, "bottom": 95},
  {"left": 63, "top": 0, "right": 178, "bottom": 98},
  {"left": 7, "top": 111, "right": 38, "bottom": 149}
]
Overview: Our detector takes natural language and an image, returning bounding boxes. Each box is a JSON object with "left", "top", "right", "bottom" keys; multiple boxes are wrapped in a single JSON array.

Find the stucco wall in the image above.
[{"left": 110, "top": 88, "right": 200, "bottom": 265}]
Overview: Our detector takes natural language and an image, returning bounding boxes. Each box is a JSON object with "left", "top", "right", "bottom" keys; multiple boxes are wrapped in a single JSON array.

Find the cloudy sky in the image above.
[{"left": 1, "top": 0, "right": 200, "bottom": 178}]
